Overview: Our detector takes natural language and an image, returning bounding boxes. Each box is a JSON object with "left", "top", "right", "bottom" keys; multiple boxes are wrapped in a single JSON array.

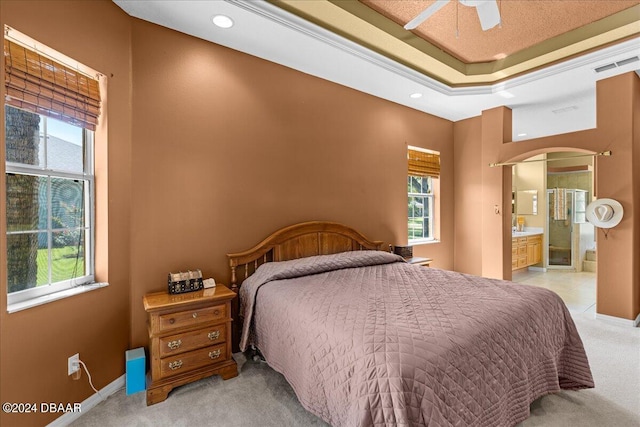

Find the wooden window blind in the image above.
[
  {"left": 4, "top": 39, "right": 101, "bottom": 131},
  {"left": 408, "top": 148, "right": 440, "bottom": 178}
]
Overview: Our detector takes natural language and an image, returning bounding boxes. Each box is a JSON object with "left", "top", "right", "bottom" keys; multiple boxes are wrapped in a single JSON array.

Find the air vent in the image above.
[
  {"left": 594, "top": 56, "right": 639, "bottom": 73},
  {"left": 616, "top": 56, "right": 639, "bottom": 67},
  {"left": 594, "top": 63, "right": 617, "bottom": 73}
]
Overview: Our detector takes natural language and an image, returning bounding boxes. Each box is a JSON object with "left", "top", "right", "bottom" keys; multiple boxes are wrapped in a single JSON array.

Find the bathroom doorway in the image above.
[{"left": 511, "top": 151, "right": 596, "bottom": 313}]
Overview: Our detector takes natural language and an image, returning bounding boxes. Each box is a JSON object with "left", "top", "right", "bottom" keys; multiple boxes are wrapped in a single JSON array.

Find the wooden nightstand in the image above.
[
  {"left": 143, "top": 285, "right": 238, "bottom": 405},
  {"left": 406, "top": 257, "right": 433, "bottom": 267}
]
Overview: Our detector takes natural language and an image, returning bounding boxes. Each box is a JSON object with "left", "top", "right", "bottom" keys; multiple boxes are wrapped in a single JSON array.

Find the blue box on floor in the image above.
[{"left": 125, "top": 347, "right": 146, "bottom": 395}]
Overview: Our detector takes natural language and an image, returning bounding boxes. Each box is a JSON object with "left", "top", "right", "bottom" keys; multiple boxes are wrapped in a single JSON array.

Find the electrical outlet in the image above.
[{"left": 68, "top": 353, "right": 80, "bottom": 376}]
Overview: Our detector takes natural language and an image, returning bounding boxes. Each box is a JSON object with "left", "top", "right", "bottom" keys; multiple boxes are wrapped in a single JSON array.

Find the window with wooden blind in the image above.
[
  {"left": 4, "top": 29, "right": 102, "bottom": 309},
  {"left": 408, "top": 147, "right": 440, "bottom": 242}
]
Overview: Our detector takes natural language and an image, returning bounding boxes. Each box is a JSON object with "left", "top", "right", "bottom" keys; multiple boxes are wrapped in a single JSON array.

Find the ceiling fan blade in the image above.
[
  {"left": 475, "top": 0, "right": 501, "bottom": 31},
  {"left": 404, "top": 0, "right": 450, "bottom": 30}
]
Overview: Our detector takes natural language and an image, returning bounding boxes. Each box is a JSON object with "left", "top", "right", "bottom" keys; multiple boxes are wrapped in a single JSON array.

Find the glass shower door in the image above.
[{"left": 548, "top": 190, "right": 573, "bottom": 267}]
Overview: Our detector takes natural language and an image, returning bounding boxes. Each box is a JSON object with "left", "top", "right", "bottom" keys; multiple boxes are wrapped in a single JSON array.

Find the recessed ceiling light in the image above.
[
  {"left": 410, "top": 93, "right": 423, "bottom": 99},
  {"left": 212, "top": 15, "right": 234, "bottom": 28},
  {"left": 517, "top": 133, "right": 527, "bottom": 137}
]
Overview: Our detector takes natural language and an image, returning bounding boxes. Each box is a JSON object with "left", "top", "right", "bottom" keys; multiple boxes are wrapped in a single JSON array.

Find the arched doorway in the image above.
[{"left": 507, "top": 149, "right": 597, "bottom": 313}]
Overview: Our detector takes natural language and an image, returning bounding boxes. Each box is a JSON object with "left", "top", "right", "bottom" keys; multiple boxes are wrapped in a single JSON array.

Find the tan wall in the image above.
[
  {"left": 592, "top": 73, "right": 638, "bottom": 319},
  {"left": 480, "top": 107, "right": 514, "bottom": 280},
  {"left": 453, "top": 117, "right": 483, "bottom": 275},
  {"left": 0, "top": 1, "right": 132, "bottom": 426},
  {"left": 632, "top": 73, "right": 640, "bottom": 319},
  {"left": 128, "top": 19, "right": 454, "bottom": 347},
  {"left": 454, "top": 72, "right": 640, "bottom": 321}
]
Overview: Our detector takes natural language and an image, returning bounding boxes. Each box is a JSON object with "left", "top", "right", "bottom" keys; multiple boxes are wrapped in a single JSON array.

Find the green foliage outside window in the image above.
[
  {"left": 5, "top": 106, "right": 90, "bottom": 295},
  {"left": 408, "top": 175, "right": 433, "bottom": 241}
]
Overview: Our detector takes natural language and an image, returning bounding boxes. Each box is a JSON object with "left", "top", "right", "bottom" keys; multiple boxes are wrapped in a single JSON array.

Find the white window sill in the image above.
[
  {"left": 7, "top": 282, "right": 109, "bottom": 314},
  {"left": 409, "top": 239, "right": 440, "bottom": 246}
]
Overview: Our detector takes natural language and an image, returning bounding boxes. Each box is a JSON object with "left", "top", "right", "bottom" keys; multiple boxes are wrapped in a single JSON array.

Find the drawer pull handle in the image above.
[
  {"left": 209, "top": 349, "right": 221, "bottom": 359},
  {"left": 169, "top": 360, "right": 183, "bottom": 370},
  {"left": 192, "top": 312, "right": 198, "bottom": 319},
  {"left": 213, "top": 310, "right": 220, "bottom": 316},
  {"left": 208, "top": 331, "right": 220, "bottom": 340},
  {"left": 169, "top": 318, "right": 175, "bottom": 324},
  {"left": 167, "top": 339, "right": 182, "bottom": 350}
]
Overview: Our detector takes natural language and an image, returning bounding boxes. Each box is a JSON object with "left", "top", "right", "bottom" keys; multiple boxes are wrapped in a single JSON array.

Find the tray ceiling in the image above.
[{"left": 273, "top": 0, "right": 640, "bottom": 85}]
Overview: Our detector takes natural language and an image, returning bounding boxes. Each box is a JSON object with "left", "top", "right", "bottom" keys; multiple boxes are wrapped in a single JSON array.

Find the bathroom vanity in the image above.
[{"left": 511, "top": 231, "right": 542, "bottom": 270}]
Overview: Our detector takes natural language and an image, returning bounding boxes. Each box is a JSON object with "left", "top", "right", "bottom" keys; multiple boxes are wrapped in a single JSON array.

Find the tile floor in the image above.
[{"left": 512, "top": 269, "right": 596, "bottom": 314}]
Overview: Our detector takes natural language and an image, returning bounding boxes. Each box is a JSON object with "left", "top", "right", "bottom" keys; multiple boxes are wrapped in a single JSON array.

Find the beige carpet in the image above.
[
  {"left": 71, "top": 310, "right": 639, "bottom": 427},
  {"left": 521, "top": 310, "right": 640, "bottom": 426}
]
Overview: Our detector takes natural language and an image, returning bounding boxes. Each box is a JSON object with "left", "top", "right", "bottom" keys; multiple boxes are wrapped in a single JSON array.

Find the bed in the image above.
[{"left": 227, "top": 221, "right": 593, "bottom": 427}]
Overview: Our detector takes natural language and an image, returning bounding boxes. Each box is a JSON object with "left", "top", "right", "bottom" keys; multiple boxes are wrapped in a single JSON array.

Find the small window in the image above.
[
  {"left": 408, "top": 175, "right": 434, "bottom": 241},
  {"left": 407, "top": 147, "right": 440, "bottom": 244},
  {"left": 5, "top": 107, "right": 95, "bottom": 304},
  {"left": 4, "top": 32, "right": 101, "bottom": 306}
]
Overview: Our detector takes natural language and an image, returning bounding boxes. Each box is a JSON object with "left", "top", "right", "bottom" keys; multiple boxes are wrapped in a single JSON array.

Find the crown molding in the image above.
[
  {"left": 226, "top": 0, "right": 490, "bottom": 96},
  {"left": 228, "top": 0, "right": 639, "bottom": 99}
]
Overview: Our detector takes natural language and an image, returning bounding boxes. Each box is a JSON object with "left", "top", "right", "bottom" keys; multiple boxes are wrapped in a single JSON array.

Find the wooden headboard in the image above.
[{"left": 226, "top": 221, "right": 384, "bottom": 292}]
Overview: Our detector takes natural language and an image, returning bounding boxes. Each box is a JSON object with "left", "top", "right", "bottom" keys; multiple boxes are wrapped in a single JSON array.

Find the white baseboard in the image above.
[
  {"left": 595, "top": 312, "right": 640, "bottom": 327},
  {"left": 527, "top": 266, "right": 546, "bottom": 272},
  {"left": 47, "top": 375, "right": 125, "bottom": 427}
]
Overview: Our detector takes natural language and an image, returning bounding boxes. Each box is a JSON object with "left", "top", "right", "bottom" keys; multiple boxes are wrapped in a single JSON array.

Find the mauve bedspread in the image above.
[{"left": 239, "top": 251, "right": 594, "bottom": 427}]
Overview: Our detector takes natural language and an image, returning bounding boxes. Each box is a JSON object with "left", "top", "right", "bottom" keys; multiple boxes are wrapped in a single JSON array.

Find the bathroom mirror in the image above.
[{"left": 517, "top": 190, "right": 538, "bottom": 215}]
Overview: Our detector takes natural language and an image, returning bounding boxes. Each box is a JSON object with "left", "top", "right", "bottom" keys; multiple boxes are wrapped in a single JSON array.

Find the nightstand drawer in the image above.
[
  {"left": 159, "top": 324, "right": 226, "bottom": 357},
  {"left": 159, "top": 304, "right": 226, "bottom": 333},
  {"left": 159, "top": 343, "right": 227, "bottom": 379}
]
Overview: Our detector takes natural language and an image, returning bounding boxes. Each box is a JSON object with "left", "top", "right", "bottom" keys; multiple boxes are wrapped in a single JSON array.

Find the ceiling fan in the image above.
[{"left": 404, "top": 0, "right": 501, "bottom": 31}]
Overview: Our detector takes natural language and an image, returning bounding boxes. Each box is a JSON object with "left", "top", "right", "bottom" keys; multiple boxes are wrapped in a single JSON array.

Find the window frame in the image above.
[
  {"left": 5, "top": 113, "right": 95, "bottom": 306},
  {"left": 407, "top": 145, "right": 440, "bottom": 245},
  {"left": 408, "top": 174, "right": 435, "bottom": 244}
]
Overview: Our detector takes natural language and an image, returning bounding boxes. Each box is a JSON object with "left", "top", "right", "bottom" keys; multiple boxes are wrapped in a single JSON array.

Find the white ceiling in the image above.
[{"left": 114, "top": 0, "right": 640, "bottom": 141}]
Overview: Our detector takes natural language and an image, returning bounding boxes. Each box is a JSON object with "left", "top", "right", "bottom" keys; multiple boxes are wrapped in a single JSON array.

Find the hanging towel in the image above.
[{"left": 553, "top": 188, "right": 567, "bottom": 220}]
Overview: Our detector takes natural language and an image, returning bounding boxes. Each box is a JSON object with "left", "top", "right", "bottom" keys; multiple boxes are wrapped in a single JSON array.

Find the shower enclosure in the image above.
[{"left": 546, "top": 189, "right": 588, "bottom": 269}]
